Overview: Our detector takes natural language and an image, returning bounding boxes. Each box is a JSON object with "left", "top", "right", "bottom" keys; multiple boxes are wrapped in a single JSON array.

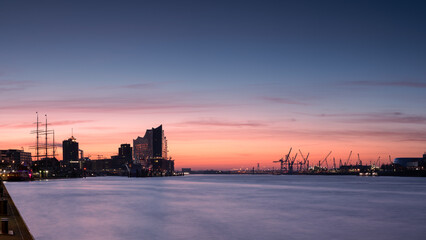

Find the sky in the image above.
[{"left": 1, "top": 0, "right": 426, "bottom": 170}]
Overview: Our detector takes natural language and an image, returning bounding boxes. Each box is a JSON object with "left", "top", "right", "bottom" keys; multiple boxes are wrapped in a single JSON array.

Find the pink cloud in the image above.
[
  {"left": 313, "top": 112, "right": 426, "bottom": 125},
  {"left": 0, "top": 120, "right": 93, "bottom": 129},
  {"left": 176, "top": 119, "right": 267, "bottom": 127}
]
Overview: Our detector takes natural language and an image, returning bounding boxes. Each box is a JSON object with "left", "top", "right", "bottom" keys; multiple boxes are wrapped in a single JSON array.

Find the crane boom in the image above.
[
  {"left": 319, "top": 151, "right": 332, "bottom": 168},
  {"left": 285, "top": 148, "right": 293, "bottom": 162},
  {"left": 273, "top": 147, "right": 292, "bottom": 173},
  {"left": 298, "top": 149, "right": 305, "bottom": 161},
  {"left": 346, "top": 151, "right": 352, "bottom": 165}
]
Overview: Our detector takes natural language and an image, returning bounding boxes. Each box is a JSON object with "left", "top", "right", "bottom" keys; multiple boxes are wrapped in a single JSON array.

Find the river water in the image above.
[{"left": 5, "top": 175, "right": 426, "bottom": 240}]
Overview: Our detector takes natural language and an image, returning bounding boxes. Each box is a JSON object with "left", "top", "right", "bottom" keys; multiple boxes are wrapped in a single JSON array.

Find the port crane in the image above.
[
  {"left": 375, "top": 156, "right": 381, "bottom": 167},
  {"left": 319, "top": 151, "right": 332, "bottom": 169},
  {"left": 357, "top": 153, "right": 362, "bottom": 166},
  {"left": 273, "top": 147, "right": 292, "bottom": 173},
  {"left": 345, "top": 151, "right": 352, "bottom": 165},
  {"left": 288, "top": 153, "right": 298, "bottom": 174},
  {"left": 298, "top": 150, "right": 310, "bottom": 172},
  {"left": 333, "top": 157, "right": 336, "bottom": 170}
]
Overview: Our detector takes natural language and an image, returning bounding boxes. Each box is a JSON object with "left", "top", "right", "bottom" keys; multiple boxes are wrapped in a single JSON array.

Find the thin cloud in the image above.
[
  {"left": 346, "top": 80, "right": 426, "bottom": 88},
  {"left": 320, "top": 129, "right": 426, "bottom": 142},
  {"left": 120, "top": 83, "right": 158, "bottom": 89},
  {"left": 177, "top": 119, "right": 267, "bottom": 128},
  {"left": 261, "top": 96, "right": 308, "bottom": 105},
  {"left": 263, "top": 128, "right": 426, "bottom": 143},
  {"left": 315, "top": 112, "right": 426, "bottom": 125},
  {"left": 0, "top": 120, "right": 93, "bottom": 129},
  {"left": 0, "top": 96, "right": 228, "bottom": 113},
  {"left": 0, "top": 80, "right": 36, "bottom": 93},
  {"left": 98, "top": 82, "right": 159, "bottom": 90},
  {"left": 49, "top": 120, "right": 94, "bottom": 126}
]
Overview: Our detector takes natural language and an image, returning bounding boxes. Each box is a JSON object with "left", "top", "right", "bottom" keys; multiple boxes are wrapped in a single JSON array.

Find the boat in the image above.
[{"left": 1, "top": 170, "right": 32, "bottom": 181}]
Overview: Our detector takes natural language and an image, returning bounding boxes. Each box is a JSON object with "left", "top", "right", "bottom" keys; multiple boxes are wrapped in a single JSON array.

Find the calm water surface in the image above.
[{"left": 5, "top": 175, "right": 426, "bottom": 240}]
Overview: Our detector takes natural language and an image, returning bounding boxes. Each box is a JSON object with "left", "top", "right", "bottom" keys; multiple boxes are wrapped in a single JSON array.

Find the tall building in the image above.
[
  {"left": 118, "top": 144, "right": 132, "bottom": 164},
  {"left": 133, "top": 125, "right": 167, "bottom": 164},
  {"left": 63, "top": 136, "right": 79, "bottom": 164}
]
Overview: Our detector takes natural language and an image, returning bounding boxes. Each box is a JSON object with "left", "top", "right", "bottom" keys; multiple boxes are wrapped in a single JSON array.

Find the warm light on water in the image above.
[{"left": 5, "top": 175, "right": 426, "bottom": 240}]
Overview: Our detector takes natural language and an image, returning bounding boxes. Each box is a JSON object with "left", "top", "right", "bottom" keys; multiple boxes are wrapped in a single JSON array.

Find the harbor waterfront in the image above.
[
  {"left": 0, "top": 181, "right": 34, "bottom": 239},
  {"left": 5, "top": 175, "right": 426, "bottom": 240}
]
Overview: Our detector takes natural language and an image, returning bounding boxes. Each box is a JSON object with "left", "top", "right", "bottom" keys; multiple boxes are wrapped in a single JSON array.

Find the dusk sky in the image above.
[{"left": 1, "top": 0, "right": 426, "bottom": 169}]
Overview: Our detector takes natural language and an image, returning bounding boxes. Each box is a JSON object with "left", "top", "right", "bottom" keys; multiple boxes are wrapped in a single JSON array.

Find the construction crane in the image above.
[
  {"left": 273, "top": 147, "right": 292, "bottom": 173},
  {"left": 339, "top": 158, "right": 343, "bottom": 168},
  {"left": 319, "top": 151, "right": 332, "bottom": 169},
  {"left": 345, "top": 151, "right": 352, "bottom": 165}
]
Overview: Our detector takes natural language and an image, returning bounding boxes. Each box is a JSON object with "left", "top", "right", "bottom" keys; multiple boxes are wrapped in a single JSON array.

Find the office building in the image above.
[
  {"left": 63, "top": 136, "right": 79, "bottom": 169},
  {"left": 118, "top": 144, "right": 132, "bottom": 164},
  {"left": 0, "top": 149, "right": 32, "bottom": 169}
]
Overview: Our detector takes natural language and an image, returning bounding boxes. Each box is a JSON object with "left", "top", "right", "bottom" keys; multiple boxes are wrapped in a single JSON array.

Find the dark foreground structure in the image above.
[{"left": 0, "top": 181, "right": 34, "bottom": 239}]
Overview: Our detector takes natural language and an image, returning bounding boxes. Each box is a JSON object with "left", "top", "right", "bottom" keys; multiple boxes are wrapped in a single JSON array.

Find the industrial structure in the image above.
[{"left": 394, "top": 154, "right": 426, "bottom": 169}]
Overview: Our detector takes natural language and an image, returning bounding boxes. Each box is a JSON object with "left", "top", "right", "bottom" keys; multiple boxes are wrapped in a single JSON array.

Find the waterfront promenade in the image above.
[{"left": 0, "top": 181, "right": 34, "bottom": 240}]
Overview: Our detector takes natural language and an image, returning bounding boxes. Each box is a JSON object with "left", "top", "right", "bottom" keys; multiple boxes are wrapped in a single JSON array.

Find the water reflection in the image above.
[{"left": 5, "top": 175, "right": 426, "bottom": 240}]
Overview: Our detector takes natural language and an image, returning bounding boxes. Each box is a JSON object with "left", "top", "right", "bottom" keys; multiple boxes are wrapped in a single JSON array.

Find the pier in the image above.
[{"left": 0, "top": 180, "right": 34, "bottom": 240}]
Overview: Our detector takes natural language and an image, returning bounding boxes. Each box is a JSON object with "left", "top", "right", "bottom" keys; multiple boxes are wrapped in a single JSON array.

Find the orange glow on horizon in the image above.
[{"left": 1, "top": 111, "right": 424, "bottom": 170}]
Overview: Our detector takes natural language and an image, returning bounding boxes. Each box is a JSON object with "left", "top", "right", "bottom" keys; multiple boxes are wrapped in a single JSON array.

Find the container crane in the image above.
[
  {"left": 333, "top": 157, "right": 336, "bottom": 170},
  {"left": 345, "top": 151, "right": 352, "bottom": 165},
  {"left": 273, "top": 147, "right": 292, "bottom": 173},
  {"left": 298, "top": 150, "right": 310, "bottom": 172},
  {"left": 306, "top": 153, "right": 310, "bottom": 171},
  {"left": 357, "top": 153, "right": 362, "bottom": 166},
  {"left": 319, "top": 151, "right": 332, "bottom": 169},
  {"left": 288, "top": 153, "right": 298, "bottom": 174},
  {"left": 375, "top": 156, "right": 381, "bottom": 167}
]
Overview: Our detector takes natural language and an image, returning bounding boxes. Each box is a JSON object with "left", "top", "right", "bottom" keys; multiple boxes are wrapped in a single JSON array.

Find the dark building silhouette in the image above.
[
  {"left": 62, "top": 136, "right": 79, "bottom": 168},
  {"left": 118, "top": 144, "right": 132, "bottom": 164},
  {"left": 32, "top": 157, "right": 60, "bottom": 177},
  {"left": 90, "top": 158, "right": 127, "bottom": 175},
  {"left": 0, "top": 149, "right": 32, "bottom": 170},
  {"left": 150, "top": 158, "right": 174, "bottom": 173},
  {"left": 133, "top": 125, "right": 167, "bottom": 165},
  {"left": 394, "top": 154, "right": 426, "bottom": 169},
  {"left": 152, "top": 125, "right": 165, "bottom": 158}
]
